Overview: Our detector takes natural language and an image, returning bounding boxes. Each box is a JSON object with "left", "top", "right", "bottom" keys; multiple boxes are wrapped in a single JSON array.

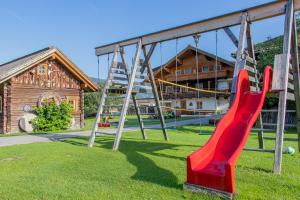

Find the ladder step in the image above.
[
  {"left": 111, "top": 73, "right": 127, "bottom": 79},
  {"left": 112, "top": 62, "right": 126, "bottom": 69},
  {"left": 245, "top": 65, "right": 257, "bottom": 74},
  {"left": 288, "top": 73, "right": 294, "bottom": 80},
  {"left": 288, "top": 82, "right": 294, "bottom": 90},
  {"left": 135, "top": 75, "right": 149, "bottom": 79},
  {"left": 287, "top": 92, "right": 295, "bottom": 101},
  {"left": 250, "top": 86, "right": 258, "bottom": 91},
  {"left": 112, "top": 78, "right": 128, "bottom": 83},
  {"left": 245, "top": 56, "right": 257, "bottom": 65},
  {"left": 248, "top": 75, "right": 257, "bottom": 83}
]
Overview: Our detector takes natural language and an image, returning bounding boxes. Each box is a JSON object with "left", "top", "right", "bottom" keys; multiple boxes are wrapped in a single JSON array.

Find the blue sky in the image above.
[{"left": 0, "top": 0, "right": 286, "bottom": 79}]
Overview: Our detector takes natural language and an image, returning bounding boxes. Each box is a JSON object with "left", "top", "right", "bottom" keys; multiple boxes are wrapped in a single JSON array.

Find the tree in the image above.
[{"left": 254, "top": 22, "right": 299, "bottom": 109}]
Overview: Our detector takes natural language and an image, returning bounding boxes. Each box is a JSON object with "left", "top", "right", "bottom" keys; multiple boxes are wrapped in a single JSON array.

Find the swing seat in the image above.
[
  {"left": 185, "top": 66, "right": 273, "bottom": 195},
  {"left": 98, "top": 123, "right": 110, "bottom": 128}
]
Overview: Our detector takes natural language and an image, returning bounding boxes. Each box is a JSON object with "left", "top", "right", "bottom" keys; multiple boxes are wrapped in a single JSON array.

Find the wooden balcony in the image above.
[
  {"left": 165, "top": 70, "right": 230, "bottom": 82},
  {"left": 162, "top": 91, "right": 229, "bottom": 99}
]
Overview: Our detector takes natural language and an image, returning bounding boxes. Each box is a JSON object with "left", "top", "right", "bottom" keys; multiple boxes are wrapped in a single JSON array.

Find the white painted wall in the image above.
[
  {"left": 217, "top": 79, "right": 229, "bottom": 90},
  {"left": 185, "top": 97, "right": 229, "bottom": 111}
]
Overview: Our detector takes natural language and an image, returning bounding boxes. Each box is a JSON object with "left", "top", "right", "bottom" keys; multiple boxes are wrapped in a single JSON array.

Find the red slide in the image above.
[{"left": 186, "top": 66, "right": 273, "bottom": 194}]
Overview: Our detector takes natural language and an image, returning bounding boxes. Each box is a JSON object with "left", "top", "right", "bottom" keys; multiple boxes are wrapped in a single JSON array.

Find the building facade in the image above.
[
  {"left": 154, "top": 45, "right": 234, "bottom": 114},
  {"left": 0, "top": 47, "right": 97, "bottom": 133}
]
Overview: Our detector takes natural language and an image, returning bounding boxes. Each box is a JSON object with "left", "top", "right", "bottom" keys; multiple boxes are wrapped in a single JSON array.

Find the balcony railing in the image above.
[
  {"left": 162, "top": 91, "right": 229, "bottom": 99},
  {"left": 165, "top": 70, "right": 230, "bottom": 82}
]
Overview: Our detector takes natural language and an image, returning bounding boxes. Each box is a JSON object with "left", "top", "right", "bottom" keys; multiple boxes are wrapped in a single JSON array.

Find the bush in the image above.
[{"left": 32, "top": 101, "right": 73, "bottom": 132}]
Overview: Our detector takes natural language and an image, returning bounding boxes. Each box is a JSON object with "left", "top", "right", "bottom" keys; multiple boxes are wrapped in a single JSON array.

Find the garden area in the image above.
[{"left": 0, "top": 125, "right": 298, "bottom": 200}]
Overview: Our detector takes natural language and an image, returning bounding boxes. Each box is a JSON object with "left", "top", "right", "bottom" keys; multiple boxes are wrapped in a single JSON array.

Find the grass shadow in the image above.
[{"left": 61, "top": 136, "right": 189, "bottom": 189}]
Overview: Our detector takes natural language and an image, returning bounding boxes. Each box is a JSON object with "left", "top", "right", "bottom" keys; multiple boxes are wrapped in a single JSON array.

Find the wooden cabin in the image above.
[
  {"left": 154, "top": 45, "right": 234, "bottom": 114},
  {"left": 0, "top": 47, "right": 98, "bottom": 133}
]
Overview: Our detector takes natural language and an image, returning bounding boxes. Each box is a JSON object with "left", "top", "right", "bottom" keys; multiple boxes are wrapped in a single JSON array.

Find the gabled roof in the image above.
[
  {"left": 153, "top": 45, "right": 234, "bottom": 75},
  {"left": 0, "top": 47, "right": 98, "bottom": 91}
]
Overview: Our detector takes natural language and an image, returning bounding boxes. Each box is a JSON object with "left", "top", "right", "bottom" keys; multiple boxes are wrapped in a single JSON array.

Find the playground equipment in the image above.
[
  {"left": 90, "top": 0, "right": 300, "bottom": 180},
  {"left": 184, "top": 66, "right": 273, "bottom": 199},
  {"left": 98, "top": 116, "right": 110, "bottom": 128},
  {"left": 88, "top": 43, "right": 168, "bottom": 150}
]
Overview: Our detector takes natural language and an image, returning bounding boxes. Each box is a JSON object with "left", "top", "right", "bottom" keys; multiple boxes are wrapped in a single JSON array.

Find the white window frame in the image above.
[
  {"left": 175, "top": 70, "right": 181, "bottom": 75},
  {"left": 184, "top": 68, "right": 192, "bottom": 74},
  {"left": 196, "top": 83, "right": 204, "bottom": 89},
  {"left": 202, "top": 66, "right": 209, "bottom": 72},
  {"left": 196, "top": 101, "right": 203, "bottom": 109}
]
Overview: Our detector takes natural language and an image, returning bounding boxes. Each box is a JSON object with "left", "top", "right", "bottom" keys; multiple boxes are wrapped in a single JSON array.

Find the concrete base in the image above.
[{"left": 183, "top": 182, "right": 235, "bottom": 200}]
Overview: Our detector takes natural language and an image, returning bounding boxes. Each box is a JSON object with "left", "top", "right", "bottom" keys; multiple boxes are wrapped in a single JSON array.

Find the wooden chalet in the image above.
[
  {"left": 154, "top": 45, "right": 234, "bottom": 114},
  {"left": 0, "top": 47, "right": 98, "bottom": 133}
]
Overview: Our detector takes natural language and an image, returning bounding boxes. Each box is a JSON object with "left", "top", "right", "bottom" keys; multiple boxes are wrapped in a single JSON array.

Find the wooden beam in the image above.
[
  {"left": 273, "top": 0, "right": 294, "bottom": 175},
  {"left": 95, "top": 0, "right": 300, "bottom": 56},
  {"left": 223, "top": 27, "right": 239, "bottom": 47},
  {"left": 290, "top": 13, "right": 300, "bottom": 152},
  {"left": 230, "top": 12, "right": 248, "bottom": 103},
  {"left": 142, "top": 45, "right": 169, "bottom": 141}
]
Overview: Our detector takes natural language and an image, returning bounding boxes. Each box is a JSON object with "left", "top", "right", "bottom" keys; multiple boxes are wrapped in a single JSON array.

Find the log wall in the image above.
[{"left": 1, "top": 57, "right": 85, "bottom": 133}]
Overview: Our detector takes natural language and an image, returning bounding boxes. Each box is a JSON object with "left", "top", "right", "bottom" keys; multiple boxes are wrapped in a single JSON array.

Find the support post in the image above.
[
  {"left": 88, "top": 45, "right": 119, "bottom": 147},
  {"left": 113, "top": 40, "right": 142, "bottom": 150},
  {"left": 246, "top": 22, "right": 264, "bottom": 149},
  {"left": 290, "top": 15, "right": 300, "bottom": 152},
  {"left": 142, "top": 44, "right": 168, "bottom": 141},
  {"left": 273, "top": 0, "right": 293, "bottom": 174},
  {"left": 223, "top": 27, "right": 239, "bottom": 48},
  {"left": 230, "top": 12, "right": 248, "bottom": 104},
  {"left": 132, "top": 94, "right": 147, "bottom": 139}
]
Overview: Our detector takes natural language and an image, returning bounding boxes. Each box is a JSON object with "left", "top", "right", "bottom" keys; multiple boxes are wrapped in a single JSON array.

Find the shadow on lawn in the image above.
[{"left": 61, "top": 136, "right": 196, "bottom": 189}]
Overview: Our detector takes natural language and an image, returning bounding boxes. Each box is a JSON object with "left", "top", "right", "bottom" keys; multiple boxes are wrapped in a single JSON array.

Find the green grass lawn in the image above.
[{"left": 0, "top": 125, "right": 299, "bottom": 200}]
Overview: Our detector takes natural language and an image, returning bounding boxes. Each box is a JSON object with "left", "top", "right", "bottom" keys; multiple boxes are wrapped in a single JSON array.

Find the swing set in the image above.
[{"left": 89, "top": 0, "right": 300, "bottom": 198}]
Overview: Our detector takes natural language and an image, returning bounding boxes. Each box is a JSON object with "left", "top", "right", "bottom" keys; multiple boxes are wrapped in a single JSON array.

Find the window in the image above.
[
  {"left": 202, "top": 66, "right": 209, "bottom": 72},
  {"left": 184, "top": 68, "right": 192, "bottom": 74},
  {"left": 67, "top": 96, "right": 79, "bottom": 112},
  {"left": 175, "top": 70, "right": 181, "bottom": 75},
  {"left": 196, "top": 101, "right": 203, "bottom": 109},
  {"left": 166, "top": 86, "right": 173, "bottom": 93},
  {"left": 38, "top": 64, "right": 47, "bottom": 75},
  {"left": 174, "top": 86, "right": 180, "bottom": 93},
  {"left": 0, "top": 96, "right": 2, "bottom": 113},
  {"left": 182, "top": 84, "right": 189, "bottom": 92},
  {"left": 195, "top": 83, "right": 204, "bottom": 89}
]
